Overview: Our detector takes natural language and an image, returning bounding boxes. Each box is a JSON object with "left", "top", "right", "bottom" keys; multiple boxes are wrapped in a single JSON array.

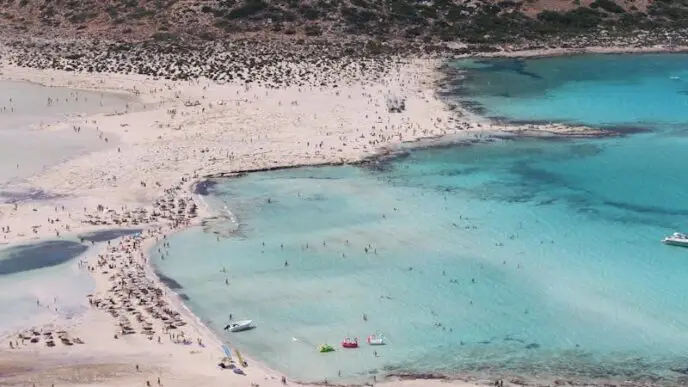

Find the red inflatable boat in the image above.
[{"left": 341, "top": 337, "right": 359, "bottom": 348}]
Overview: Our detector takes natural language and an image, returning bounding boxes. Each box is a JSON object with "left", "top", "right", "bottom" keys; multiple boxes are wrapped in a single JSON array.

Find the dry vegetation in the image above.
[{"left": 0, "top": 0, "right": 686, "bottom": 44}]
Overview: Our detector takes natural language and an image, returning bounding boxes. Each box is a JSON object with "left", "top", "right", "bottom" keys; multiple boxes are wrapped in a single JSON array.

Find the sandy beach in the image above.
[{"left": 0, "top": 40, "right": 614, "bottom": 387}]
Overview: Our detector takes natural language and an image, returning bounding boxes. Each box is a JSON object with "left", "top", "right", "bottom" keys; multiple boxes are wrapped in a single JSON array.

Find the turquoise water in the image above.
[
  {"left": 154, "top": 54, "right": 688, "bottom": 385},
  {"left": 452, "top": 54, "right": 688, "bottom": 129}
]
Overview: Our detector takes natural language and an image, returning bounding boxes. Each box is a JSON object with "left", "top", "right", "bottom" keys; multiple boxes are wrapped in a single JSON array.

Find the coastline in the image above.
[
  {"left": 0, "top": 42, "right": 682, "bottom": 387},
  {"left": 469, "top": 44, "right": 688, "bottom": 59},
  {"left": 0, "top": 50, "right": 474, "bottom": 387}
]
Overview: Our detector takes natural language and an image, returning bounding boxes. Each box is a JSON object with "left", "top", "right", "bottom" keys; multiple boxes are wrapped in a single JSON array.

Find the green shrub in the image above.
[
  {"left": 537, "top": 8, "right": 604, "bottom": 30},
  {"left": 69, "top": 11, "right": 96, "bottom": 23},
  {"left": 151, "top": 32, "right": 179, "bottom": 41},
  {"left": 300, "top": 6, "right": 320, "bottom": 20},
  {"left": 227, "top": 0, "right": 267, "bottom": 19},
  {"left": 590, "top": 0, "right": 624, "bottom": 14},
  {"left": 304, "top": 24, "right": 322, "bottom": 36}
]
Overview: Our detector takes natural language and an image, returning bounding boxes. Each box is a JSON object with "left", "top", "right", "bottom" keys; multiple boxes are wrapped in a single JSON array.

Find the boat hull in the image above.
[
  {"left": 367, "top": 335, "right": 385, "bottom": 345},
  {"left": 228, "top": 320, "right": 254, "bottom": 332},
  {"left": 662, "top": 239, "right": 688, "bottom": 247}
]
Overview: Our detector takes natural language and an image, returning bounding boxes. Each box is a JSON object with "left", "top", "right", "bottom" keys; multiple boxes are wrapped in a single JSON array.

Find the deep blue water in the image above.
[
  {"left": 153, "top": 54, "right": 688, "bottom": 385},
  {"left": 78, "top": 228, "right": 142, "bottom": 243},
  {"left": 0, "top": 239, "right": 94, "bottom": 334},
  {"left": 0, "top": 240, "right": 87, "bottom": 276}
]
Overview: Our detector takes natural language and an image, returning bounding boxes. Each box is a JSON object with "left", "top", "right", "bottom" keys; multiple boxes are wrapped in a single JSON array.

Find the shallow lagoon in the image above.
[
  {"left": 0, "top": 81, "right": 132, "bottom": 333},
  {"left": 0, "top": 80, "right": 132, "bottom": 185},
  {"left": 0, "top": 239, "right": 94, "bottom": 335},
  {"left": 154, "top": 54, "right": 688, "bottom": 384}
]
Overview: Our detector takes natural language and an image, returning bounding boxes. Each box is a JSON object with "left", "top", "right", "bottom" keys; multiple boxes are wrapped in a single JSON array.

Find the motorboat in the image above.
[
  {"left": 367, "top": 334, "right": 385, "bottom": 346},
  {"left": 224, "top": 320, "right": 254, "bottom": 332},
  {"left": 341, "top": 337, "right": 359, "bottom": 348},
  {"left": 318, "top": 344, "right": 335, "bottom": 353},
  {"left": 662, "top": 232, "right": 688, "bottom": 247}
]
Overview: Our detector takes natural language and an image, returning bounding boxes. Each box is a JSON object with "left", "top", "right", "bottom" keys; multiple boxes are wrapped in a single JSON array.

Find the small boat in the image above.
[
  {"left": 341, "top": 337, "right": 359, "bottom": 348},
  {"left": 367, "top": 334, "right": 385, "bottom": 346},
  {"left": 318, "top": 344, "right": 335, "bottom": 353},
  {"left": 224, "top": 320, "right": 254, "bottom": 332},
  {"left": 662, "top": 232, "right": 688, "bottom": 247}
]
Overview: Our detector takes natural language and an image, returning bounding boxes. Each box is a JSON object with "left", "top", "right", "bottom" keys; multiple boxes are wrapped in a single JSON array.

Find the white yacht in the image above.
[
  {"left": 662, "top": 232, "right": 688, "bottom": 247},
  {"left": 224, "top": 320, "right": 254, "bottom": 332}
]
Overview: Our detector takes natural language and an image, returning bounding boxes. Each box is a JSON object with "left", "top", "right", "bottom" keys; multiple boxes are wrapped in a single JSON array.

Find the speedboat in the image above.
[
  {"left": 662, "top": 232, "right": 688, "bottom": 247},
  {"left": 367, "top": 334, "right": 385, "bottom": 346},
  {"left": 341, "top": 337, "right": 359, "bottom": 348},
  {"left": 224, "top": 320, "right": 254, "bottom": 332}
]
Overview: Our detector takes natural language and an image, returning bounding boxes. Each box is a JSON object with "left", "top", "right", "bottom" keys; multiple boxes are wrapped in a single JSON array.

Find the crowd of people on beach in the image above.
[
  {"left": 4, "top": 180, "right": 196, "bottom": 340},
  {"left": 0, "top": 36, "right": 559, "bottom": 387}
]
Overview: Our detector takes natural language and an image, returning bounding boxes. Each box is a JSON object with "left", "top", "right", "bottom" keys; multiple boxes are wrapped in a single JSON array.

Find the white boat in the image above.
[
  {"left": 662, "top": 232, "right": 688, "bottom": 247},
  {"left": 224, "top": 320, "right": 254, "bottom": 332},
  {"left": 366, "top": 334, "right": 386, "bottom": 345}
]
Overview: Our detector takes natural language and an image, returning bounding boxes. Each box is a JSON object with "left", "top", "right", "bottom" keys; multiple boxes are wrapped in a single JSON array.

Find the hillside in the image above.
[{"left": 0, "top": 0, "right": 687, "bottom": 44}]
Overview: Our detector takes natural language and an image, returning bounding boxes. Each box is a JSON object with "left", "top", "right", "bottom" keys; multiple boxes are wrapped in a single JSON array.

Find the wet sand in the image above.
[{"left": 0, "top": 80, "right": 131, "bottom": 184}]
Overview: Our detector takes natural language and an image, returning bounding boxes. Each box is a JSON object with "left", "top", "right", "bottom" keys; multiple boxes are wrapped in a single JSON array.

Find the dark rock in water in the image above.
[
  {"left": 458, "top": 100, "right": 488, "bottom": 116},
  {"left": 0, "top": 240, "right": 88, "bottom": 275},
  {"left": 503, "top": 336, "right": 526, "bottom": 344},
  {"left": 602, "top": 125, "right": 650, "bottom": 134},
  {"left": 475, "top": 58, "right": 543, "bottom": 80},
  {"left": 178, "top": 293, "right": 190, "bottom": 301},
  {"left": 525, "top": 343, "right": 540, "bottom": 350},
  {"left": 155, "top": 270, "right": 183, "bottom": 290},
  {"left": 194, "top": 179, "right": 217, "bottom": 196},
  {"left": 78, "top": 228, "right": 142, "bottom": 243}
]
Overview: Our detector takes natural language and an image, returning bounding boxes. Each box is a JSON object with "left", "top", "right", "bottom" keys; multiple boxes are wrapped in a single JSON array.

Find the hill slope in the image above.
[{"left": 0, "top": 0, "right": 687, "bottom": 43}]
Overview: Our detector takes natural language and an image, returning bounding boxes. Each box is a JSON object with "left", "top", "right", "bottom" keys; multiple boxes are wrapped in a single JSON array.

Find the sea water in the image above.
[
  {"left": 153, "top": 54, "right": 688, "bottom": 384},
  {"left": 0, "top": 239, "right": 95, "bottom": 335}
]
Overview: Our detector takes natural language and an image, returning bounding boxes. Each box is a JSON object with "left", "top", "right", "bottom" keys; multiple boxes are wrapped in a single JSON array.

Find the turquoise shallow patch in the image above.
[{"left": 153, "top": 54, "right": 688, "bottom": 384}]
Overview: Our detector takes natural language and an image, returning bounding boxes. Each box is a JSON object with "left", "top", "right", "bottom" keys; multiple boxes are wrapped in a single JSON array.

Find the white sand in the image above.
[{"left": 0, "top": 55, "right": 566, "bottom": 387}]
